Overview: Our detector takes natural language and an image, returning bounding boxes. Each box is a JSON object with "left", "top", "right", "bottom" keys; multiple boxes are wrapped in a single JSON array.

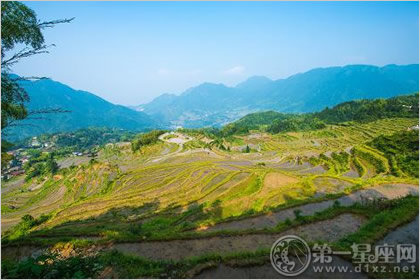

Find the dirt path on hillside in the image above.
[
  {"left": 112, "top": 213, "right": 365, "bottom": 261},
  {"left": 203, "top": 183, "right": 418, "bottom": 232},
  {"left": 127, "top": 131, "right": 219, "bottom": 165},
  {"left": 149, "top": 132, "right": 198, "bottom": 163},
  {"left": 159, "top": 132, "right": 192, "bottom": 151}
]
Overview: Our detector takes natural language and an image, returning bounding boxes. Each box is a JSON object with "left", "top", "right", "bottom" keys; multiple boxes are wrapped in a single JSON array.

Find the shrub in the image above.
[
  {"left": 293, "top": 209, "right": 302, "bottom": 220},
  {"left": 128, "top": 223, "right": 142, "bottom": 235}
]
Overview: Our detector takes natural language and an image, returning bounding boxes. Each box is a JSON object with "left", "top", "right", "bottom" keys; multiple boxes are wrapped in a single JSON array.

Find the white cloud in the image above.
[{"left": 223, "top": 65, "right": 245, "bottom": 75}]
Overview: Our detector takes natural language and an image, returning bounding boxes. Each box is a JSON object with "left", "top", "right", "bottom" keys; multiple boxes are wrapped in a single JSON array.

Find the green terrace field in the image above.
[
  {"left": 1, "top": 117, "right": 419, "bottom": 278},
  {"left": 244, "top": 118, "right": 416, "bottom": 155},
  {"left": 1, "top": 1, "right": 419, "bottom": 277}
]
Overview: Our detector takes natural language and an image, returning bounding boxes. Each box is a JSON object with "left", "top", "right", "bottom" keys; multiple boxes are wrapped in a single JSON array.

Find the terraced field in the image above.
[{"left": 1, "top": 117, "right": 419, "bottom": 278}]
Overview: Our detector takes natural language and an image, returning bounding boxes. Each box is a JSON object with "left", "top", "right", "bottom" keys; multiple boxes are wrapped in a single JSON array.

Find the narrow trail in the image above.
[
  {"left": 148, "top": 132, "right": 192, "bottom": 163},
  {"left": 203, "top": 183, "right": 418, "bottom": 232},
  {"left": 150, "top": 132, "right": 221, "bottom": 163},
  {"left": 112, "top": 213, "right": 365, "bottom": 261}
]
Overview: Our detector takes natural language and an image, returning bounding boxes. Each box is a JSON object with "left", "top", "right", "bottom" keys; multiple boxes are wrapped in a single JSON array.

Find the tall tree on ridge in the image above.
[{"left": 1, "top": 1, "right": 73, "bottom": 133}]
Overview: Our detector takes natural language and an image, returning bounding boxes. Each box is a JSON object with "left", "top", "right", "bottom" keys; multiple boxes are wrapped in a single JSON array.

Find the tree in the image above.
[
  {"left": 44, "top": 154, "right": 59, "bottom": 174},
  {"left": 1, "top": 1, "right": 73, "bottom": 131}
]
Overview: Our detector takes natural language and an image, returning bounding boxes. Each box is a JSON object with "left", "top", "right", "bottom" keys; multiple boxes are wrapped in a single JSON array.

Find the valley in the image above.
[
  {"left": 1, "top": 2, "right": 418, "bottom": 279},
  {"left": 1, "top": 113, "right": 419, "bottom": 278}
]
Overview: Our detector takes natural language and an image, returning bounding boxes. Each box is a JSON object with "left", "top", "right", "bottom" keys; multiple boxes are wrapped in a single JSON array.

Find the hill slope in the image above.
[
  {"left": 3, "top": 77, "right": 156, "bottom": 140},
  {"left": 222, "top": 94, "right": 419, "bottom": 135},
  {"left": 137, "top": 64, "right": 419, "bottom": 127}
]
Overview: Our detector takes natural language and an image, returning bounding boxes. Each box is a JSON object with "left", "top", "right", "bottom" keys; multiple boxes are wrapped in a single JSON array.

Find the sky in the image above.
[{"left": 11, "top": 1, "right": 420, "bottom": 106}]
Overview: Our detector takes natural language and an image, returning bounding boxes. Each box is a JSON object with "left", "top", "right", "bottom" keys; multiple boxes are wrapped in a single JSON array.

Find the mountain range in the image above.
[
  {"left": 4, "top": 77, "right": 156, "bottom": 140},
  {"left": 135, "top": 64, "right": 419, "bottom": 127},
  {"left": 5, "top": 64, "right": 419, "bottom": 140}
]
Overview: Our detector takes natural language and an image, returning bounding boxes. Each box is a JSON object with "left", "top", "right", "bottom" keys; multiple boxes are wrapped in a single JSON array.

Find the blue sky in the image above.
[{"left": 12, "top": 1, "right": 419, "bottom": 105}]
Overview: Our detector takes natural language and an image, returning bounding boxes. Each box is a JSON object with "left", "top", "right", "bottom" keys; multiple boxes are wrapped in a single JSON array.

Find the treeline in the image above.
[
  {"left": 224, "top": 113, "right": 326, "bottom": 135},
  {"left": 131, "top": 130, "right": 166, "bottom": 152},
  {"left": 267, "top": 115, "right": 326, "bottom": 134},
  {"left": 177, "top": 127, "right": 222, "bottom": 138},
  {"left": 221, "top": 111, "right": 288, "bottom": 135},
  {"left": 315, "top": 94, "right": 419, "bottom": 123},
  {"left": 223, "top": 94, "right": 418, "bottom": 135}
]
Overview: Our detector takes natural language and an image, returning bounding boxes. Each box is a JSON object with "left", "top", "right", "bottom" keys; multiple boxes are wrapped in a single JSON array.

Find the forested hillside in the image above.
[{"left": 223, "top": 94, "right": 419, "bottom": 135}]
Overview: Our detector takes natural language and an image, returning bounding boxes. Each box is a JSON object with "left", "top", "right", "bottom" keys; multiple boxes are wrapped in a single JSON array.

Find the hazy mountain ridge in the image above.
[
  {"left": 5, "top": 64, "right": 418, "bottom": 140},
  {"left": 4, "top": 77, "right": 157, "bottom": 140},
  {"left": 137, "top": 64, "right": 419, "bottom": 128}
]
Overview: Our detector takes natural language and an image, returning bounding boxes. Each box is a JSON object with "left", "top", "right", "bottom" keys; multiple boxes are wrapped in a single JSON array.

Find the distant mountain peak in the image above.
[
  {"left": 139, "top": 64, "right": 418, "bottom": 128},
  {"left": 242, "top": 75, "right": 272, "bottom": 83},
  {"left": 5, "top": 77, "right": 156, "bottom": 140},
  {"left": 235, "top": 75, "right": 273, "bottom": 89},
  {"left": 181, "top": 82, "right": 229, "bottom": 96}
]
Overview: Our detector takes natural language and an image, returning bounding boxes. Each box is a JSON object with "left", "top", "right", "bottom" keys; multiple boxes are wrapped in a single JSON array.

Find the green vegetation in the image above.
[
  {"left": 352, "top": 146, "right": 389, "bottom": 174},
  {"left": 330, "top": 151, "right": 350, "bottom": 173},
  {"left": 23, "top": 153, "right": 59, "bottom": 181},
  {"left": 1, "top": 1, "right": 72, "bottom": 163},
  {"left": 268, "top": 115, "right": 326, "bottom": 134},
  {"left": 316, "top": 94, "right": 419, "bottom": 123},
  {"left": 1, "top": 93, "right": 418, "bottom": 279},
  {"left": 337, "top": 195, "right": 419, "bottom": 249},
  {"left": 141, "top": 64, "right": 419, "bottom": 129},
  {"left": 8, "top": 148, "right": 61, "bottom": 182},
  {"left": 368, "top": 130, "right": 419, "bottom": 177},
  {"left": 221, "top": 111, "right": 286, "bottom": 135},
  {"left": 131, "top": 130, "right": 166, "bottom": 152},
  {"left": 352, "top": 156, "right": 366, "bottom": 177},
  {"left": 4, "top": 214, "right": 51, "bottom": 240},
  {"left": 2, "top": 196, "right": 418, "bottom": 279},
  {"left": 16, "top": 127, "right": 136, "bottom": 154},
  {"left": 2, "top": 117, "right": 418, "bottom": 242},
  {"left": 1, "top": 252, "right": 101, "bottom": 279},
  {"left": 1, "top": 2, "right": 71, "bottom": 131},
  {"left": 1, "top": 3, "right": 418, "bottom": 279},
  {"left": 219, "top": 112, "right": 327, "bottom": 135},
  {"left": 222, "top": 94, "right": 418, "bottom": 135}
]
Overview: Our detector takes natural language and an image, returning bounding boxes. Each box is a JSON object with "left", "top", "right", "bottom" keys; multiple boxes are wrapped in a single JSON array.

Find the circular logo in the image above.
[{"left": 270, "top": 235, "right": 311, "bottom": 276}]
